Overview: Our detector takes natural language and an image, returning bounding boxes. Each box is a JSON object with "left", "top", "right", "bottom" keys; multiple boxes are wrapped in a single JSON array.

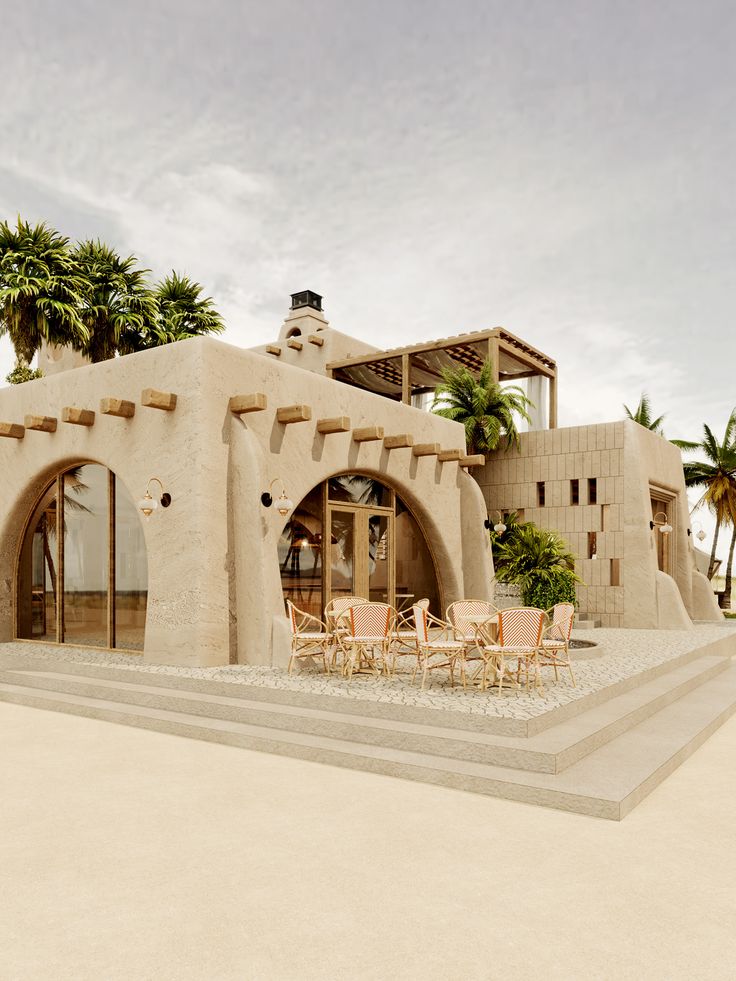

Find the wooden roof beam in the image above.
[
  {"left": 100, "top": 398, "right": 135, "bottom": 418},
  {"left": 24, "top": 415, "right": 57, "bottom": 433},
  {"left": 0, "top": 422, "right": 24, "bottom": 439},
  {"left": 230, "top": 393, "right": 267, "bottom": 415},
  {"left": 353, "top": 426, "right": 384, "bottom": 442},
  {"left": 412, "top": 443, "right": 440, "bottom": 457},
  {"left": 438, "top": 448, "right": 462, "bottom": 462},
  {"left": 141, "top": 389, "right": 177, "bottom": 411},
  {"left": 383, "top": 434, "right": 413, "bottom": 450},
  {"left": 62, "top": 407, "right": 95, "bottom": 427},
  {"left": 460, "top": 454, "right": 486, "bottom": 468},
  {"left": 276, "top": 404, "right": 312, "bottom": 424},
  {"left": 317, "top": 416, "right": 351, "bottom": 434}
]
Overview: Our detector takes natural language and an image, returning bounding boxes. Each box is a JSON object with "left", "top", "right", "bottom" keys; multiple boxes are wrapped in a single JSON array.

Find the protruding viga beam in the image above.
[
  {"left": 437, "top": 448, "right": 462, "bottom": 462},
  {"left": 24, "top": 415, "right": 57, "bottom": 433},
  {"left": 353, "top": 426, "right": 384, "bottom": 442},
  {"left": 316, "top": 416, "right": 351, "bottom": 434},
  {"left": 100, "top": 398, "right": 135, "bottom": 418},
  {"left": 460, "top": 454, "right": 486, "bottom": 468},
  {"left": 141, "top": 389, "right": 177, "bottom": 411},
  {"left": 412, "top": 443, "right": 440, "bottom": 457},
  {"left": 308, "top": 334, "right": 324, "bottom": 346},
  {"left": 276, "top": 404, "right": 312, "bottom": 424},
  {"left": 383, "top": 434, "right": 413, "bottom": 450},
  {"left": 62, "top": 407, "right": 95, "bottom": 427},
  {"left": 229, "top": 393, "right": 267, "bottom": 415},
  {"left": 0, "top": 422, "right": 24, "bottom": 439}
]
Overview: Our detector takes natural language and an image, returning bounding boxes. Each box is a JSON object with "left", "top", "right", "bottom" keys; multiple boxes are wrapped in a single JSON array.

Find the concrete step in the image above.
[
  {"left": 2, "top": 665, "right": 736, "bottom": 820},
  {"left": 0, "top": 653, "right": 728, "bottom": 774},
  {"left": 4, "top": 628, "right": 735, "bottom": 738}
]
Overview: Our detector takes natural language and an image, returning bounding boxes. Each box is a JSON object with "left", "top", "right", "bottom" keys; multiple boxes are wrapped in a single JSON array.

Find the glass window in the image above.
[
  {"left": 62, "top": 465, "right": 109, "bottom": 647},
  {"left": 115, "top": 475, "right": 148, "bottom": 651},
  {"left": 394, "top": 497, "right": 440, "bottom": 616},
  {"left": 327, "top": 475, "right": 392, "bottom": 508},
  {"left": 278, "top": 483, "right": 323, "bottom": 618},
  {"left": 17, "top": 479, "right": 59, "bottom": 641}
]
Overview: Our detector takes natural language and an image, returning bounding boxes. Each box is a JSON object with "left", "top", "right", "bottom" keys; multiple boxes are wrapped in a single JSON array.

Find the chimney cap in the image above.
[{"left": 290, "top": 290, "right": 323, "bottom": 312}]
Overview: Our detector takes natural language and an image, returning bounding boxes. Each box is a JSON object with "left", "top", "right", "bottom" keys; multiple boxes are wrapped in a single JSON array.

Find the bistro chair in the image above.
[
  {"left": 412, "top": 604, "right": 469, "bottom": 690},
  {"left": 324, "top": 595, "right": 367, "bottom": 668},
  {"left": 339, "top": 602, "right": 395, "bottom": 679},
  {"left": 286, "top": 600, "right": 333, "bottom": 676},
  {"left": 476, "top": 607, "right": 546, "bottom": 694},
  {"left": 386, "top": 598, "right": 430, "bottom": 677},
  {"left": 447, "top": 600, "right": 498, "bottom": 671},
  {"left": 539, "top": 603, "right": 576, "bottom": 686}
]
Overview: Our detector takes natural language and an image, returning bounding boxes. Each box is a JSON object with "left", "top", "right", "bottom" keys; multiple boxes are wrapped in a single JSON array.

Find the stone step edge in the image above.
[
  {"left": 3, "top": 667, "right": 736, "bottom": 821},
  {"left": 3, "top": 632, "right": 735, "bottom": 738},
  {"left": 1, "top": 654, "right": 729, "bottom": 776}
]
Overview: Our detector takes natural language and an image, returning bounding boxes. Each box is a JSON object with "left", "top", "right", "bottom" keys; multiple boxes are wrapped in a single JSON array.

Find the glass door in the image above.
[{"left": 326, "top": 505, "right": 394, "bottom": 605}]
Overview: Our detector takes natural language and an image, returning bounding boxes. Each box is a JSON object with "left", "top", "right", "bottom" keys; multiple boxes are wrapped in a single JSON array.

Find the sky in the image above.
[{"left": 1, "top": 1, "right": 735, "bottom": 553}]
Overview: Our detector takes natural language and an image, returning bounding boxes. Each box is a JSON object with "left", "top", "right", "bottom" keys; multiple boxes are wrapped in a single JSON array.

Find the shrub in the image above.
[{"left": 523, "top": 567, "right": 578, "bottom": 610}]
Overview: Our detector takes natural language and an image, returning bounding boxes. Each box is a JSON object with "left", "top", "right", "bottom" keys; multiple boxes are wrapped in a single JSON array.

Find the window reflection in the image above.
[{"left": 63, "top": 465, "right": 109, "bottom": 647}]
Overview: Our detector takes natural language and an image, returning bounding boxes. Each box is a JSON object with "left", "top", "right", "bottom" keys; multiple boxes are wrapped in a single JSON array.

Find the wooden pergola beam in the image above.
[
  {"left": 412, "top": 442, "right": 440, "bottom": 457},
  {"left": 276, "top": 404, "right": 312, "bottom": 424},
  {"left": 229, "top": 393, "right": 267, "bottom": 415},
  {"left": 460, "top": 454, "right": 486, "bottom": 467},
  {"left": 62, "top": 407, "right": 95, "bottom": 427},
  {"left": 24, "top": 415, "right": 57, "bottom": 433},
  {"left": 317, "top": 416, "right": 351, "bottom": 434},
  {"left": 384, "top": 433, "right": 413, "bottom": 450},
  {"left": 100, "top": 398, "right": 135, "bottom": 418},
  {"left": 0, "top": 422, "right": 24, "bottom": 439},
  {"left": 141, "top": 389, "right": 177, "bottom": 411},
  {"left": 438, "top": 448, "right": 462, "bottom": 462},
  {"left": 353, "top": 426, "right": 384, "bottom": 442}
]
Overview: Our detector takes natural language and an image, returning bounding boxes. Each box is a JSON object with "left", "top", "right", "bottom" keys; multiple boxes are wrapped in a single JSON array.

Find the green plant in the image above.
[
  {"left": 623, "top": 393, "right": 665, "bottom": 434},
  {"left": 0, "top": 217, "right": 88, "bottom": 364},
  {"left": 672, "top": 411, "right": 736, "bottom": 582},
  {"left": 120, "top": 271, "right": 224, "bottom": 353},
  {"left": 6, "top": 358, "right": 43, "bottom": 384},
  {"left": 431, "top": 358, "right": 532, "bottom": 453},
  {"left": 523, "top": 567, "right": 578, "bottom": 610},
  {"left": 494, "top": 523, "right": 581, "bottom": 608}
]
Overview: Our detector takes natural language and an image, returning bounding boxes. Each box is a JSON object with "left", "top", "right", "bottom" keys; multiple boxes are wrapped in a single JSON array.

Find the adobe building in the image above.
[{"left": 0, "top": 291, "right": 721, "bottom": 669}]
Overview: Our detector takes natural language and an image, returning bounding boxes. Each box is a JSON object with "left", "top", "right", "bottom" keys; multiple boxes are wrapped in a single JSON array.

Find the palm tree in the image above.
[
  {"left": 431, "top": 359, "right": 532, "bottom": 453},
  {"left": 120, "top": 271, "right": 224, "bottom": 352},
  {"left": 672, "top": 411, "right": 736, "bottom": 582},
  {"left": 0, "top": 218, "right": 88, "bottom": 371},
  {"left": 623, "top": 393, "right": 665, "bottom": 434},
  {"left": 71, "top": 241, "right": 158, "bottom": 363}
]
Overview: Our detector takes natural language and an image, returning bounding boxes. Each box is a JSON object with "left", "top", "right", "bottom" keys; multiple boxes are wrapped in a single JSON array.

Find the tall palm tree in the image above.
[
  {"left": 623, "top": 393, "right": 665, "bottom": 434},
  {"left": 0, "top": 218, "right": 88, "bottom": 369},
  {"left": 672, "top": 410, "right": 736, "bottom": 581},
  {"left": 120, "top": 271, "right": 224, "bottom": 352},
  {"left": 432, "top": 359, "right": 532, "bottom": 453},
  {"left": 71, "top": 241, "right": 158, "bottom": 362}
]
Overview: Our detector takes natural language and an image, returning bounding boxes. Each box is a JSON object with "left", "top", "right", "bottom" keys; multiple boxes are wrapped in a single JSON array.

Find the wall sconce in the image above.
[
  {"left": 688, "top": 522, "right": 707, "bottom": 542},
  {"left": 261, "top": 478, "right": 294, "bottom": 517},
  {"left": 484, "top": 510, "right": 507, "bottom": 536},
  {"left": 650, "top": 511, "right": 673, "bottom": 534},
  {"left": 138, "top": 477, "right": 172, "bottom": 518}
]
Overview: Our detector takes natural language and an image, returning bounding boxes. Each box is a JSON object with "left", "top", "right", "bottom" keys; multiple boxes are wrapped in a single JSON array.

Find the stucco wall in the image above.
[{"left": 0, "top": 337, "right": 492, "bottom": 667}]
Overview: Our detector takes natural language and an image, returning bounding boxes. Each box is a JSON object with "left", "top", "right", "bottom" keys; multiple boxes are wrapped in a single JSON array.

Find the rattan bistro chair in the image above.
[
  {"left": 413, "top": 605, "right": 469, "bottom": 690},
  {"left": 385, "top": 598, "right": 430, "bottom": 677},
  {"left": 446, "top": 600, "right": 497, "bottom": 673},
  {"left": 539, "top": 603, "right": 576, "bottom": 686},
  {"left": 476, "top": 607, "right": 546, "bottom": 694},
  {"left": 339, "top": 602, "right": 395, "bottom": 679},
  {"left": 324, "top": 595, "right": 367, "bottom": 668},
  {"left": 286, "top": 601, "right": 333, "bottom": 676}
]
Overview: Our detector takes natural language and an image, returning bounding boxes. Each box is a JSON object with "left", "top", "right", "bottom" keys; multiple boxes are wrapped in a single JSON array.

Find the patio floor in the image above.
[{"left": 3, "top": 623, "right": 735, "bottom": 725}]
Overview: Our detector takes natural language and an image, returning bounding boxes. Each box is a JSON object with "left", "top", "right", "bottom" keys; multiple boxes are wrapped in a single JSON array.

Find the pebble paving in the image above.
[{"left": 3, "top": 623, "right": 734, "bottom": 723}]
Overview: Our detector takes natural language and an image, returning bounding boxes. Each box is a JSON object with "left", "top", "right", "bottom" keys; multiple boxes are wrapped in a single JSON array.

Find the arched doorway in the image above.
[
  {"left": 15, "top": 463, "right": 148, "bottom": 652},
  {"left": 278, "top": 474, "right": 441, "bottom": 619}
]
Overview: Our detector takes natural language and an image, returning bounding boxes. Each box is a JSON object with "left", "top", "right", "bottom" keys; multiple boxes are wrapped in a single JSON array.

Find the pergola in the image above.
[{"left": 327, "top": 328, "right": 558, "bottom": 428}]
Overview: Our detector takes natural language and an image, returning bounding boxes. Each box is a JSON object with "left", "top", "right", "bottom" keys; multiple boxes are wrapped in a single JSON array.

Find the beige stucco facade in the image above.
[
  {"left": 479, "top": 421, "right": 722, "bottom": 628},
  {"left": 0, "top": 334, "right": 492, "bottom": 667}
]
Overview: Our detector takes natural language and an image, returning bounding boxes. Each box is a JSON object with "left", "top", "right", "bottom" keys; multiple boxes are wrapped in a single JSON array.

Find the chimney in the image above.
[
  {"left": 279, "top": 289, "right": 329, "bottom": 341},
  {"left": 290, "top": 290, "right": 323, "bottom": 313}
]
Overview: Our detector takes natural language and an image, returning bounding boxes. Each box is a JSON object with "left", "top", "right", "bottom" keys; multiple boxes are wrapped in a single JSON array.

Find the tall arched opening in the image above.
[
  {"left": 15, "top": 463, "right": 148, "bottom": 652},
  {"left": 277, "top": 473, "right": 441, "bottom": 619}
]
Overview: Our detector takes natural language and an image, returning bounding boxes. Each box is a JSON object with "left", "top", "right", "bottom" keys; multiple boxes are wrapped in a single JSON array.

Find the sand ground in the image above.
[{"left": 2, "top": 701, "right": 735, "bottom": 981}]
